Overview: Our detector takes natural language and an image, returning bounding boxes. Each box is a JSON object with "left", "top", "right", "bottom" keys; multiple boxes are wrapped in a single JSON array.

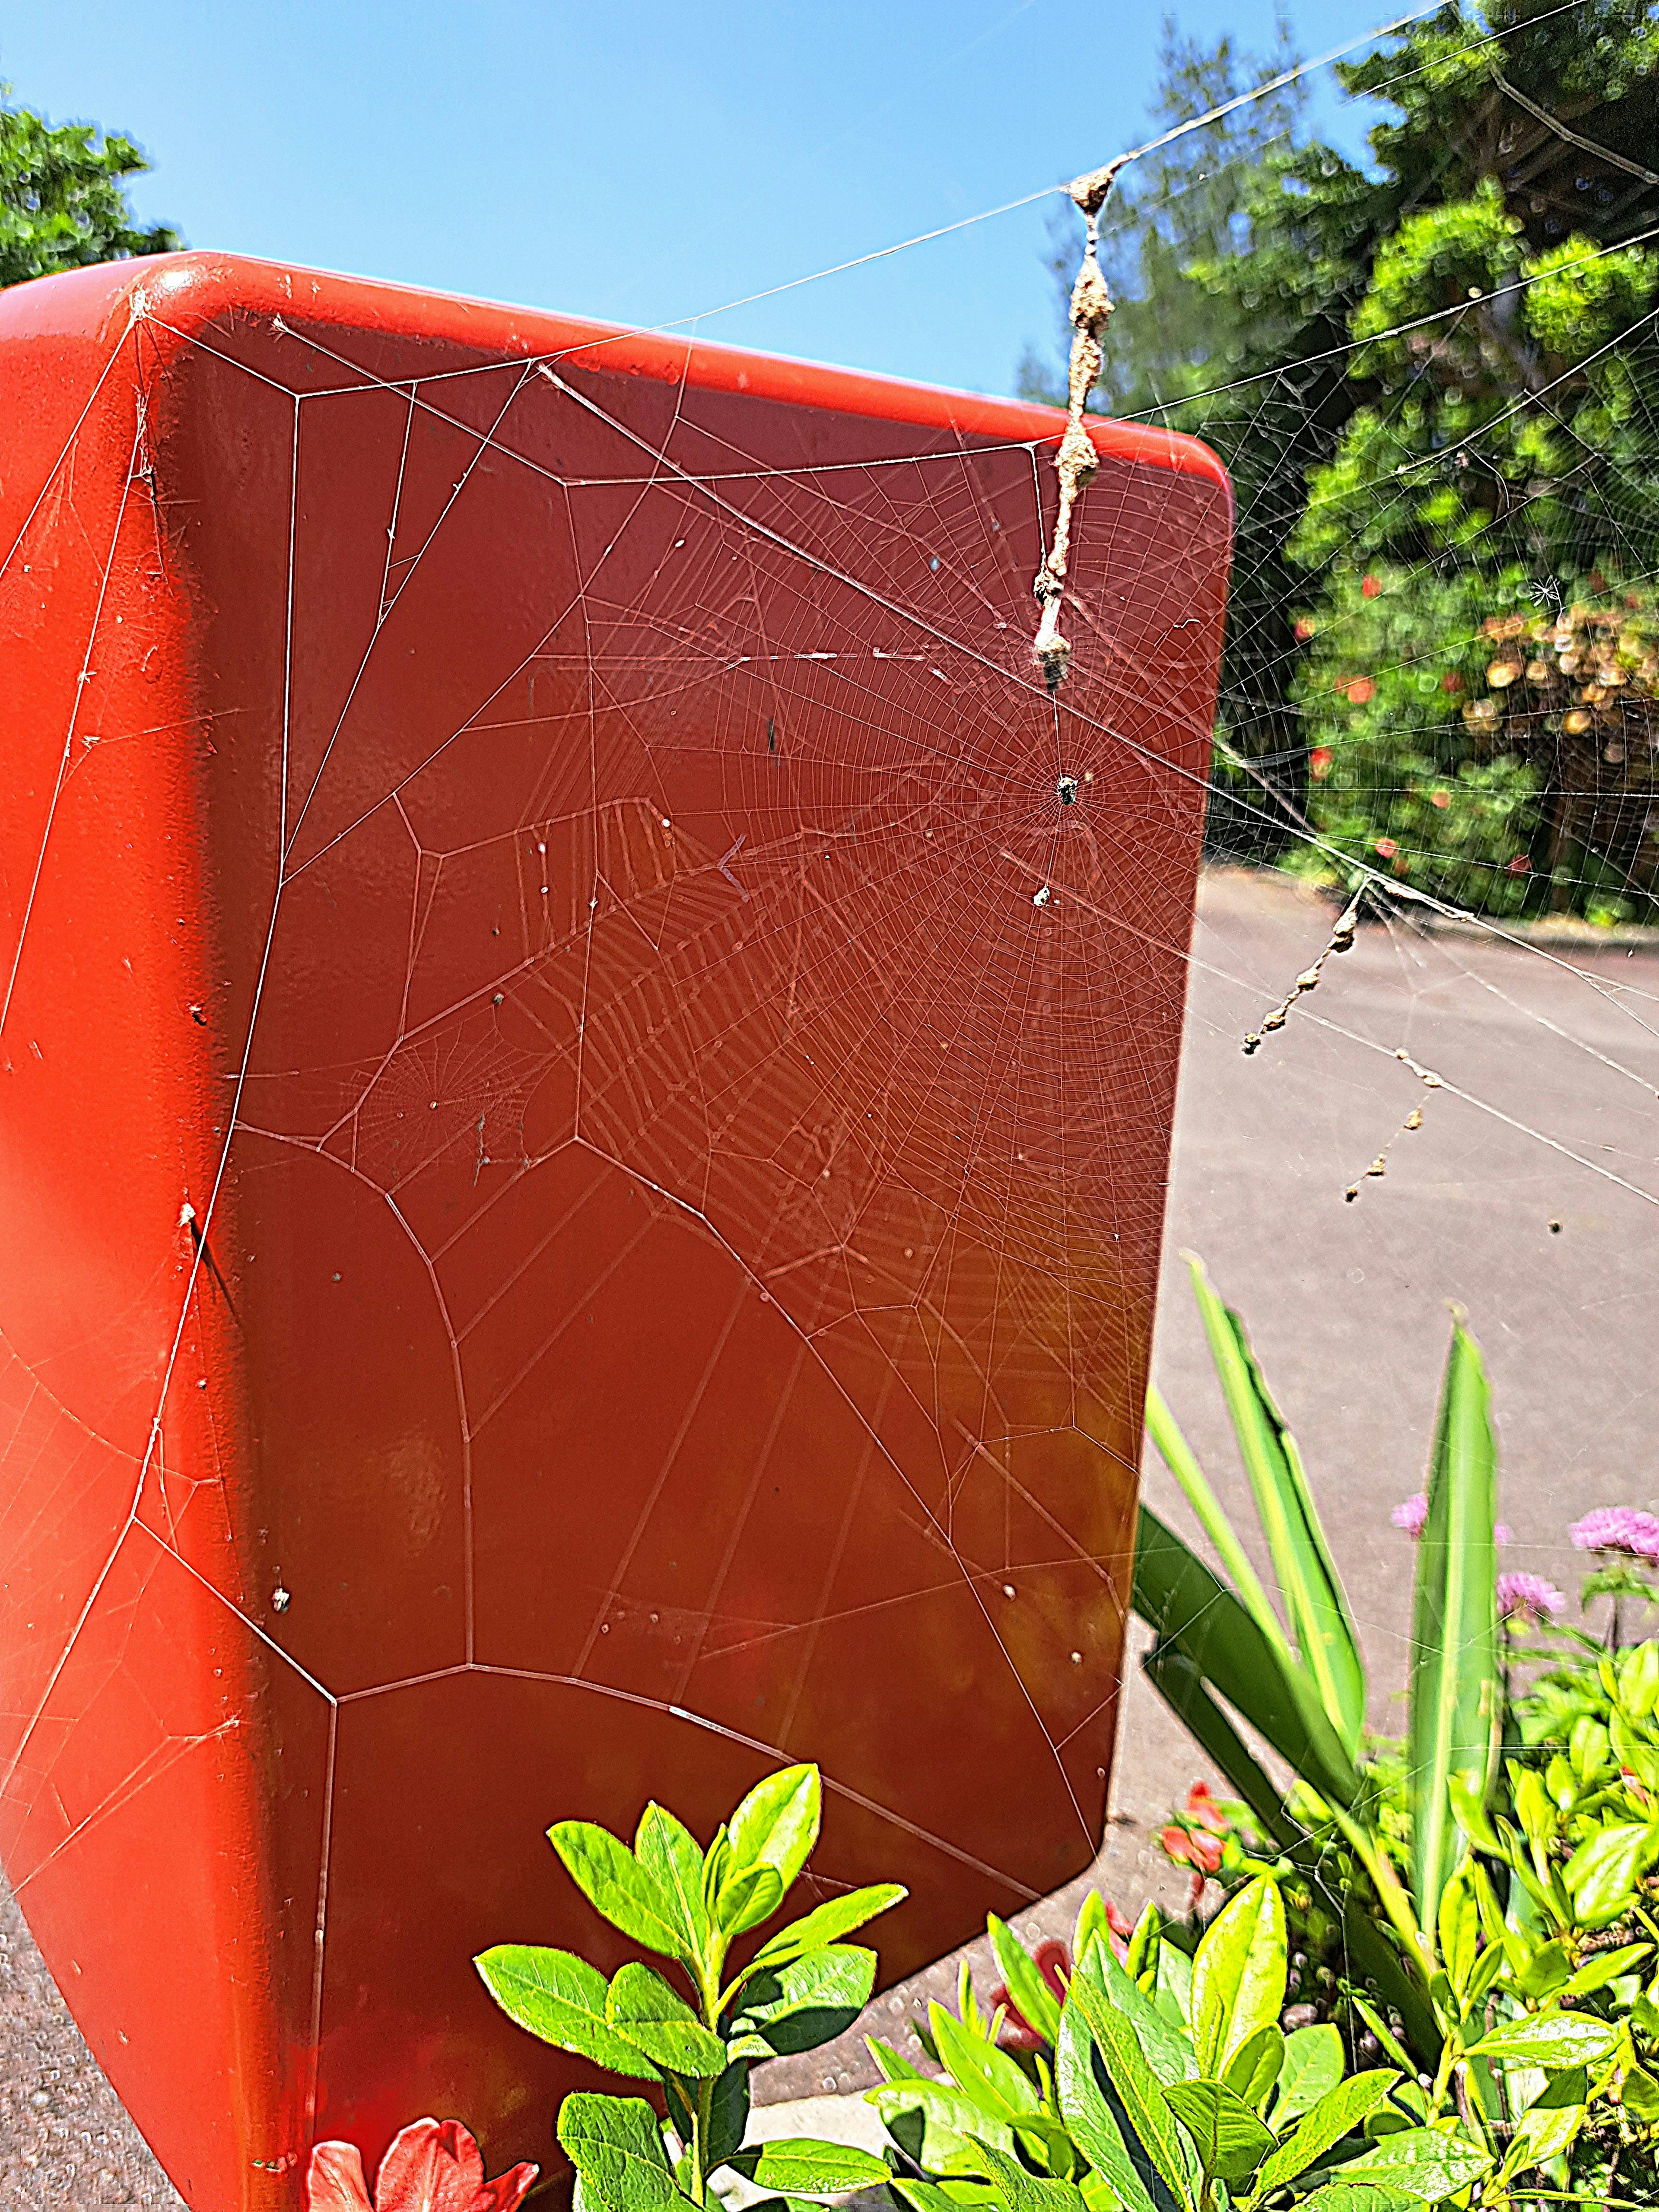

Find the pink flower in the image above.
[
  {"left": 1374, "top": 836, "right": 1398, "bottom": 861},
  {"left": 1570, "top": 1507, "right": 1659, "bottom": 1561},
  {"left": 1392, "top": 1493, "right": 1428, "bottom": 1538},
  {"left": 1497, "top": 1572, "right": 1566, "bottom": 1626},
  {"left": 307, "top": 2119, "right": 537, "bottom": 2212}
]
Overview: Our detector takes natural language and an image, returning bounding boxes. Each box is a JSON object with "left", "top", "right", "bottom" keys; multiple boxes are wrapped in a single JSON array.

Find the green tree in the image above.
[{"left": 1, "top": 93, "right": 179, "bottom": 290}]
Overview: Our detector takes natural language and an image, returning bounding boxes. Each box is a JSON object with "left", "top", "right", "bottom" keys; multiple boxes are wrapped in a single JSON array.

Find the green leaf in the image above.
[
  {"left": 1191, "top": 1878, "right": 1287, "bottom": 2078},
  {"left": 473, "top": 1945, "right": 662, "bottom": 2079},
  {"left": 1075, "top": 1891, "right": 1111, "bottom": 1967},
  {"left": 730, "top": 2140, "right": 892, "bottom": 2196},
  {"left": 866, "top": 2034, "right": 924, "bottom": 2083},
  {"left": 1164, "top": 2081, "right": 1276, "bottom": 2182},
  {"left": 1139, "top": 1651, "right": 1298, "bottom": 1850},
  {"left": 716, "top": 1860, "right": 786, "bottom": 1937},
  {"left": 728, "top": 1764, "right": 822, "bottom": 1892},
  {"left": 551, "top": 1821, "right": 690, "bottom": 1961},
  {"left": 1054, "top": 2002, "right": 1163, "bottom": 2212},
  {"left": 605, "top": 1962, "right": 728, "bottom": 2076},
  {"left": 1245, "top": 2073, "right": 1400, "bottom": 2202},
  {"left": 1078, "top": 1943, "right": 1196, "bottom": 2088},
  {"left": 707, "top": 2061, "right": 751, "bottom": 2171},
  {"left": 1145, "top": 1384, "right": 1297, "bottom": 1676},
  {"left": 1067, "top": 1967, "right": 1195, "bottom": 2212},
  {"left": 1506, "top": 2067, "right": 1586, "bottom": 2169},
  {"left": 750, "top": 1885, "right": 908, "bottom": 1972},
  {"left": 988, "top": 1916, "right": 1062, "bottom": 2047},
  {"left": 1224, "top": 2025, "right": 1284, "bottom": 2112},
  {"left": 1623, "top": 2066, "right": 1659, "bottom": 2123},
  {"left": 557, "top": 2092, "right": 687, "bottom": 2212},
  {"left": 1273, "top": 2025, "right": 1344, "bottom": 2128},
  {"left": 1184, "top": 1259, "right": 1366, "bottom": 1755},
  {"left": 634, "top": 1804, "right": 711, "bottom": 1963},
  {"left": 1562, "top": 1940, "right": 1650, "bottom": 1996},
  {"left": 729, "top": 1945, "right": 876, "bottom": 2059},
  {"left": 1407, "top": 1323, "right": 1500, "bottom": 1937},
  {"left": 868, "top": 2081, "right": 1017, "bottom": 2178},
  {"left": 1564, "top": 1820, "right": 1659, "bottom": 1927},
  {"left": 1338, "top": 2126, "right": 1490, "bottom": 2200},
  {"left": 1466, "top": 2010, "right": 1621, "bottom": 2066},
  {"left": 1294, "top": 2188, "right": 1421, "bottom": 2212},
  {"left": 961, "top": 2138, "right": 1090, "bottom": 2212},
  {"left": 931, "top": 2001, "right": 1042, "bottom": 2120},
  {"left": 1132, "top": 1507, "right": 1359, "bottom": 1811}
]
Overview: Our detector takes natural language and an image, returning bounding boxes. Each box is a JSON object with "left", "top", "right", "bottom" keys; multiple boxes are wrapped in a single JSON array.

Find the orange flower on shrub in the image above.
[
  {"left": 1344, "top": 677, "right": 1375, "bottom": 705},
  {"left": 307, "top": 2119, "right": 537, "bottom": 2212},
  {"left": 1310, "top": 746, "right": 1333, "bottom": 779}
]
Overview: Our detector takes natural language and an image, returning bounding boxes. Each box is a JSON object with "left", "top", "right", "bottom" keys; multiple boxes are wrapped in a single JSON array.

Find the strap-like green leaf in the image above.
[
  {"left": 1408, "top": 1322, "right": 1500, "bottom": 1937},
  {"left": 1075, "top": 1941, "right": 1196, "bottom": 2088},
  {"left": 606, "top": 1961, "right": 728, "bottom": 2076},
  {"left": 1054, "top": 2003, "right": 1161, "bottom": 2212},
  {"left": 1185, "top": 1258, "right": 1366, "bottom": 1756},
  {"left": 1133, "top": 1508, "right": 1359, "bottom": 1810},
  {"left": 1146, "top": 1386, "right": 1296, "bottom": 1676},
  {"left": 556, "top": 2092, "right": 686, "bottom": 2212},
  {"left": 551, "top": 1821, "right": 690, "bottom": 1961},
  {"left": 473, "top": 1945, "right": 661, "bottom": 2079}
]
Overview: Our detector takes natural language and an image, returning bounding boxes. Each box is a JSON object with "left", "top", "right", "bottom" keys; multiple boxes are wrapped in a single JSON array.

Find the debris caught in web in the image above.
[{"left": 1242, "top": 891, "right": 1361, "bottom": 1054}]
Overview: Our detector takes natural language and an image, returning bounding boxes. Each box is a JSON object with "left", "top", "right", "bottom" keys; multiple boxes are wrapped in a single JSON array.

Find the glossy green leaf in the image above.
[
  {"left": 1245, "top": 2072, "right": 1399, "bottom": 2202},
  {"left": 1184, "top": 1259, "right": 1366, "bottom": 1755},
  {"left": 729, "top": 2140, "right": 892, "bottom": 2196},
  {"left": 866, "top": 2034, "right": 925, "bottom": 2083},
  {"left": 557, "top": 2092, "right": 686, "bottom": 2212},
  {"left": 1294, "top": 2187, "right": 1422, "bottom": 2212},
  {"left": 730, "top": 1945, "right": 877, "bottom": 2060},
  {"left": 931, "top": 2000, "right": 1042, "bottom": 2119},
  {"left": 961, "top": 2138, "right": 1090, "bottom": 2212},
  {"left": 1164, "top": 2080, "right": 1275, "bottom": 2181},
  {"left": 1506, "top": 2067, "right": 1586, "bottom": 2168},
  {"left": 868, "top": 2080, "right": 1017, "bottom": 2178},
  {"left": 606, "top": 1962, "right": 728, "bottom": 2076},
  {"left": 988, "top": 1916, "right": 1062, "bottom": 2048},
  {"left": 634, "top": 1805, "right": 711, "bottom": 1964},
  {"left": 1191, "top": 1877, "right": 1287, "bottom": 2078},
  {"left": 1068, "top": 1967, "right": 1194, "bottom": 2212},
  {"left": 1338, "top": 2125, "right": 1490, "bottom": 2199},
  {"left": 1125, "top": 1904, "right": 1161, "bottom": 1986},
  {"left": 1273, "top": 2026, "right": 1344, "bottom": 2128},
  {"left": 1133, "top": 1508, "right": 1359, "bottom": 1811},
  {"left": 1563, "top": 1940, "right": 1650, "bottom": 1996},
  {"left": 1408, "top": 1322, "right": 1500, "bottom": 1937},
  {"left": 1140, "top": 1650, "right": 1298, "bottom": 1850},
  {"left": 749, "top": 1884, "right": 907, "bottom": 1972},
  {"left": 1145, "top": 1384, "right": 1295, "bottom": 1673},
  {"left": 473, "top": 1945, "right": 661, "bottom": 2079},
  {"left": 707, "top": 2061, "right": 751, "bottom": 2171},
  {"left": 551, "top": 1821, "right": 689, "bottom": 1961},
  {"left": 1074, "top": 1891, "right": 1111, "bottom": 1967},
  {"left": 1224, "top": 2024, "right": 1284, "bottom": 2112},
  {"left": 1080, "top": 1943, "right": 1196, "bottom": 2088},
  {"left": 1466, "top": 2010, "right": 1621, "bottom": 2066},
  {"left": 715, "top": 1859, "right": 785, "bottom": 1937},
  {"left": 1623, "top": 2066, "right": 1659, "bottom": 2123},
  {"left": 1054, "top": 2002, "right": 1162, "bottom": 2212},
  {"left": 1564, "top": 1820, "right": 1659, "bottom": 1926},
  {"left": 728, "top": 1765, "right": 821, "bottom": 1892}
]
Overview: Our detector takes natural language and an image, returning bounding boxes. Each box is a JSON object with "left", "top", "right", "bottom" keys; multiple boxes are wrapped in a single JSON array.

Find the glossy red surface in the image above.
[{"left": 0, "top": 252, "right": 1230, "bottom": 2208}]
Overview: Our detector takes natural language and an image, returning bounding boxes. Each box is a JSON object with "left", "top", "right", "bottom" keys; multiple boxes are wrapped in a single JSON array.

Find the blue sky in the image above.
[{"left": 4, "top": 0, "right": 1399, "bottom": 397}]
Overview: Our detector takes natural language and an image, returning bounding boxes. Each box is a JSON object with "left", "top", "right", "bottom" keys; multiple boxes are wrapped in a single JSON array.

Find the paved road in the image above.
[{"left": 5, "top": 868, "right": 1657, "bottom": 2200}]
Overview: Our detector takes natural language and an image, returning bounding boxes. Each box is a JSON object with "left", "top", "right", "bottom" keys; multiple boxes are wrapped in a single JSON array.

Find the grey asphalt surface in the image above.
[{"left": 5, "top": 866, "right": 1657, "bottom": 2202}]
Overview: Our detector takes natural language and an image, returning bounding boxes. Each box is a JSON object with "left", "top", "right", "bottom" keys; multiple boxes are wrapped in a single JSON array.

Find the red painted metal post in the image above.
[{"left": 0, "top": 254, "right": 1230, "bottom": 2208}]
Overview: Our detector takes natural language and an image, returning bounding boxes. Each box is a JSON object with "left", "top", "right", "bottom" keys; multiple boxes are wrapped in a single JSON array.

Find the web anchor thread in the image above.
[{"left": 1031, "top": 161, "right": 1123, "bottom": 693}]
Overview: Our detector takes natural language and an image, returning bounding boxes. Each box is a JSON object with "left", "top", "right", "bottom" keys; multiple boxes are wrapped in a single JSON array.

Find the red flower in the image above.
[
  {"left": 1294, "top": 619, "right": 1316, "bottom": 642},
  {"left": 1344, "top": 677, "right": 1376, "bottom": 706},
  {"left": 1361, "top": 575, "right": 1381, "bottom": 599},
  {"left": 1183, "top": 1782, "right": 1229, "bottom": 1837},
  {"left": 1506, "top": 854, "right": 1532, "bottom": 875},
  {"left": 1309, "top": 746, "right": 1333, "bottom": 779},
  {"left": 307, "top": 2120, "right": 537, "bottom": 2212},
  {"left": 1374, "top": 837, "right": 1398, "bottom": 861},
  {"left": 1160, "top": 1824, "right": 1224, "bottom": 1876},
  {"left": 1440, "top": 671, "right": 1464, "bottom": 693},
  {"left": 1430, "top": 789, "right": 1451, "bottom": 810}
]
